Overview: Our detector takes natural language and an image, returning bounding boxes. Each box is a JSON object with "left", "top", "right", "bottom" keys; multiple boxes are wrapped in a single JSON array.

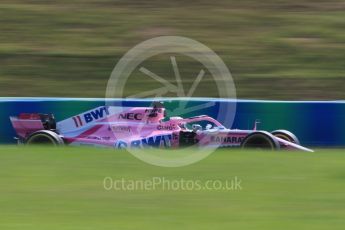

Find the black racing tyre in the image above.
[
  {"left": 241, "top": 131, "right": 280, "bottom": 150},
  {"left": 271, "top": 130, "right": 300, "bottom": 145},
  {"left": 25, "top": 130, "right": 64, "bottom": 146}
]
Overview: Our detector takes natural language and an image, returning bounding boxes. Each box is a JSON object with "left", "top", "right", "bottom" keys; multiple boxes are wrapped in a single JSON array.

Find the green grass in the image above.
[
  {"left": 0, "top": 0, "right": 345, "bottom": 99},
  {"left": 0, "top": 146, "right": 345, "bottom": 229}
]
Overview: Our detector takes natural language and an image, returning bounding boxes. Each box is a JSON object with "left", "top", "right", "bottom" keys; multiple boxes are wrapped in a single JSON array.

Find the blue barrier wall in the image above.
[{"left": 1, "top": 98, "right": 344, "bottom": 147}]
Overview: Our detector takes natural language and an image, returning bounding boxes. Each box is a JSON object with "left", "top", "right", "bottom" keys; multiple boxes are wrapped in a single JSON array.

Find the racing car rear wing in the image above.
[{"left": 10, "top": 113, "right": 56, "bottom": 139}]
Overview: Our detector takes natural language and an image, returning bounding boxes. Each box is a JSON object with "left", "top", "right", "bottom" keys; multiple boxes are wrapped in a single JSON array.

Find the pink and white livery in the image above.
[{"left": 10, "top": 102, "right": 313, "bottom": 152}]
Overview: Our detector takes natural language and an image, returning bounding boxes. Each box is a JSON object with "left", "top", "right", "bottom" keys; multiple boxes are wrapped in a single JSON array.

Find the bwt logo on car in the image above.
[
  {"left": 84, "top": 107, "right": 110, "bottom": 123},
  {"left": 115, "top": 134, "right": 172, "bottom": 149}
]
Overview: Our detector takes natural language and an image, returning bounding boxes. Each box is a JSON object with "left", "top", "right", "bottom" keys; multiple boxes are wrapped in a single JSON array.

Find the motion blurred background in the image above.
[
  {"left": 0, "top": 0, "right": 344, "bottom": 99},
  {"left": 1, "top": 2, "right": 345, "bottom": 229}
]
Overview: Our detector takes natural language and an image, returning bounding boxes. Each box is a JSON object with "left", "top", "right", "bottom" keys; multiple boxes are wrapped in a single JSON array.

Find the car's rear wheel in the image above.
[
  {"left": 25, "top": 130, "right": 64, "bottom": 146},
  {"left": 241, "top": 131, "right": 280, "bottom": 150},
  {"left": 271, "top": 130, "right": 300, "bottom": 144}
]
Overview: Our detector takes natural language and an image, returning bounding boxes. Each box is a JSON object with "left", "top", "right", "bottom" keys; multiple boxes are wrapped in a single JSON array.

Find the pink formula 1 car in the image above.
[{"left": 10, "top": 103, "right": 313, "bottom": 152}]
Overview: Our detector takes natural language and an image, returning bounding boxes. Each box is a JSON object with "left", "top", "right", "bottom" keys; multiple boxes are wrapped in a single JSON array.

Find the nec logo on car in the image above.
[
  {"left": 118, "top": 113, "right": 143, "bottom": 120},
  {"left": 84, "top": 107, "right": 110, "bottom": 123}
]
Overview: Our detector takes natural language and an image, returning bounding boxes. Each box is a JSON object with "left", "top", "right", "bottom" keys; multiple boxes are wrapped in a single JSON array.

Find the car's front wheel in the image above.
[
  {"left": 271, "top": 130, "right": 300, "bottom": 144},
  {"left": 241, "top": 131, "right": 280, "bottom": 150}
]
